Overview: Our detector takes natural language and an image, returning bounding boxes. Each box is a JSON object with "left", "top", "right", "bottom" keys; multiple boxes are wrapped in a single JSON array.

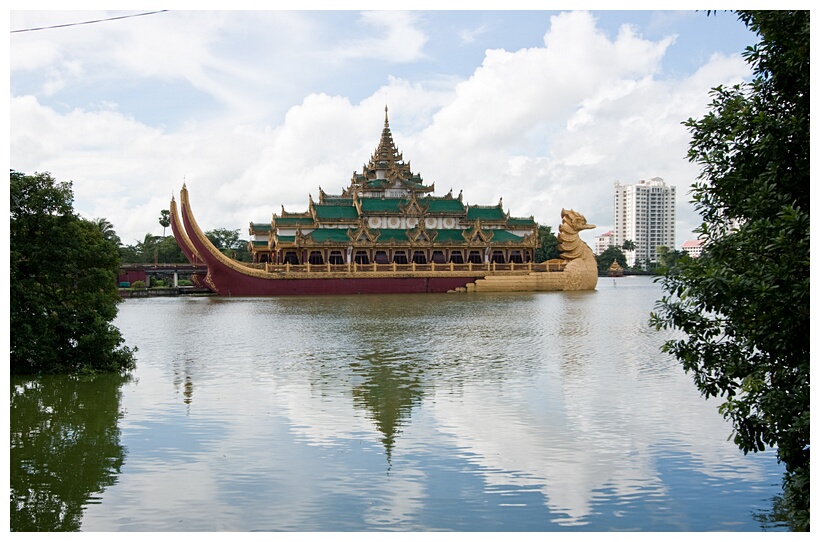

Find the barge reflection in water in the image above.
[{"left": 10, "top": 277, "right": 788, "bottom": 531}]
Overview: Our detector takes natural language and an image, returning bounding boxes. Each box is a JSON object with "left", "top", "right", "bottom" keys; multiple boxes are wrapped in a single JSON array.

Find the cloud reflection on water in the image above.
[{"left": 73, "top": 280, "right": 783, "bottom": 530}]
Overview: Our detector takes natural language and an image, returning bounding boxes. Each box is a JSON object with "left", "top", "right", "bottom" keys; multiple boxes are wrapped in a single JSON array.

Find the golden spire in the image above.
[{"left": 375, "top": 105, "right": 402, "bottom": 163}]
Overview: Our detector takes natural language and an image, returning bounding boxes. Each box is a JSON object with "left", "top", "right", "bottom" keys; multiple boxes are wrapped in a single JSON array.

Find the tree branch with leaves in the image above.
[{"left": 651, "top": 11, "right": 809, "bottom": 530}]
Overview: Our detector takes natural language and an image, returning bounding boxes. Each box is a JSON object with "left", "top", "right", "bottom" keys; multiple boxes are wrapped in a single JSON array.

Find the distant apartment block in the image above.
[
  {"left": 594, "top": 231, "right": 615, "bottom": 255},
  {"left": 614, "top": 177, "right": 676, "bottom": 267},
  {"left": 681, "top": 239, "right": 703, "bottom": 258}
]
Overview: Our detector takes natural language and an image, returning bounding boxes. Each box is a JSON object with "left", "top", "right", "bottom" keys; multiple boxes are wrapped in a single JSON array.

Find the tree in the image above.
[
  {"left": 119, "top": 227, "right": 234, "bottom": 265},
  {"left": 10, "top": 171, "right": 136, "bottom": 375},
  {"left": 533, "top": 225, "right": 559, "bottom": 262},
  {"left": 205, "top": 227, "right": 241, "bottom": 251},
  {"left": 92, "top": 217, "right": 121, "bottom": 247},
  {"left": 205, "top": 227, "right": 252, "bottom": 262},
  {"left": 155, "top": 235, "right": 186, "bottom": 264},
  {"left": 596, "top": 246, "right": 626, "bottom": 275},
  {"left": 158, "top": 209, "right": 170, "bottom": 237},
  {"left": 118, "top": 243, "right": 140, "bottom": 264},
  {"left": 134, "top": 233, "right": 160, "bottom": 264},
  {"left": 654, "top": 246, "right": 690, "bottom": 275},
  {"left": 621, "top": 239, "right": 635, "bottom": 252},
  {"left": 651, "top": 11, "right": 809, "bottom": 530},
  {"left": 119, "top": 233, "right": 185, "bottom": 264}
]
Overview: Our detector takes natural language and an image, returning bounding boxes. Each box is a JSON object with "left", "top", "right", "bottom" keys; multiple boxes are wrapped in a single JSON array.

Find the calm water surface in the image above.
[{"left": 10, "top": 277, "right": 787, "bottom": 531}]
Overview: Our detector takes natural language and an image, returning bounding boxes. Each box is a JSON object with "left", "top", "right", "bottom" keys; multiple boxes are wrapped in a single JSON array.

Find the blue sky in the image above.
[{"left": 9, "top": 6, "right": 762, "bottom": 247}]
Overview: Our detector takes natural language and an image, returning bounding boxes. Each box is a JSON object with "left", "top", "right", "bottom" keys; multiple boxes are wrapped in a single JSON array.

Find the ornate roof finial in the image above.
[{"left": 385, "top": 105, "right": 389, "bottom": 127}]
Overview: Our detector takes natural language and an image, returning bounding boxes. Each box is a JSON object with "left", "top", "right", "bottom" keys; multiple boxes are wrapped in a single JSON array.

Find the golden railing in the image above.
[{"left": 262, "top": 260, "right": 567, "bottom": 275}]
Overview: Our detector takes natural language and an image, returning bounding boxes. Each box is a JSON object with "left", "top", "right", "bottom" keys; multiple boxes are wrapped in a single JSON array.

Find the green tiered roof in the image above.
[
  {"left": 466, "top": 205, "right": 506, "bottom": 221},
  {"left": 312, "top": 205, "right": 360, "bottom": 221},
  {"left": 303, "top": 228, "right": 529, "bottom": 246},
  {"left": 273, "top": 217, "right": 314, "bottom": 227}
]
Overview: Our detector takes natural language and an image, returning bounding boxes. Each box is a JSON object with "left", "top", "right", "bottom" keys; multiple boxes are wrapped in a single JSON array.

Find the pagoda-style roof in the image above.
[
  {"left": 272, "top": 217, "right": 314, "bottom": 226},
  {"left": 354, "top": 196, "right": 467, "bottom": 216},
  {"left": 317, "top": 189, "right": 353, "bottom": 206},
  {"left": 301, "top": 227, "right": 531, "bottom": 246},
  {"left": 341, "top": 106, "right": 434, "bottom": 197},
  {"left": 425, "top": 198, "right": 466, "bottom": 214},
  {"left": 368, "top": 107, "right": 412, "bottom": 178},
  {"left": 311, "top": 204, "right": 360, "bottom": 222},
  {"left": 466, "top": 203, "right": 507, "bottom": 222}
]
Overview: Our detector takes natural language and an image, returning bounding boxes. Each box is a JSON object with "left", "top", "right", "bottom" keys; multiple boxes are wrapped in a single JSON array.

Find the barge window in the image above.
[{"left": 329, "top": 251, "right": 343, "bottom": 265}]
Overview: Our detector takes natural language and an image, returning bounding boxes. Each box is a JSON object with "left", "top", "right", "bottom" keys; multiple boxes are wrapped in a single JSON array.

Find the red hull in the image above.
[{"left": 204, "top": 269, "right": 476, "bottom": 297}]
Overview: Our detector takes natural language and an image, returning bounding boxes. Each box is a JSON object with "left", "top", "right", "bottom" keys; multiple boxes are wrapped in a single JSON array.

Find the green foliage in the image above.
[
  {"left": 119, "top": 226, "right": 245, "bottom": 264},
  {"left": 91, "top": 217, "right": 121, "bottom": 247},
  {"left": 10, "top": 171, "right": 136, "bottom": 375},
  {"left": 136, "top": 233, "right": 160, "bottom": 263},
  {"left": 596, "top": 246, "right": 626, "bottom": 274},
  {"left": 621, "top": 239, "right": 636, "bottom": 252},
  {"left": 119, "top": 234, "right": 187, "bottom": 264},
  {"left": 117, "top": 244, "right": 140, "bottom": 264},
  {"left": 155, "top": 235, "right": 186, "bottom": 263},
  {"left": 206, "top": 227, "right": 253, "bottom": 262},
  {"left": 158, "top": 209, "right": 170, "bottom": 236},
  {"left": 533, "top": 225, "right": 559, "bottom": 262},
  {"left": 654, "top": 246, "right": 690, "bottom": 275},
  {"left": 205, "top": 227, "right": 240, "bottom": 250},
  {"left": 10, "top": 374, "right": 129, "bottom": 531},
  {"left": 129, "top": 280, "right": 146, "bottom": 289},
  {"left": 651, "top": 11, "right": 809, "bottom": 530}
]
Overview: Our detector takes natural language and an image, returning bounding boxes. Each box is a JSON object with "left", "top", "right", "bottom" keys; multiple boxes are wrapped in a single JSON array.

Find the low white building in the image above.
[
  {"left": 681, "top": 239, "right": 703, "bottom": 258},
  {"left": 594, "top": 231, "right": 615, "bottom": 255}
]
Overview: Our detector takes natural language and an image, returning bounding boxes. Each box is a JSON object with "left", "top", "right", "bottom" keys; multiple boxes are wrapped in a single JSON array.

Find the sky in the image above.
[{"left": 9, "top": 5, "right": 763, "bottom": 249}]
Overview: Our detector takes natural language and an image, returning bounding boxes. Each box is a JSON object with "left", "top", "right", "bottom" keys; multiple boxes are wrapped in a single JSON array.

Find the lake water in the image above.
[{"left": 10, "top": 276, "right": 788, "bottom": 531}]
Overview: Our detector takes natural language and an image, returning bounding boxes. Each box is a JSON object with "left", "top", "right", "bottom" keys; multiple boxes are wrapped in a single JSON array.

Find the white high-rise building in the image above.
[{"left": 614, "top": 177, "right": 676, "bottom": 267}]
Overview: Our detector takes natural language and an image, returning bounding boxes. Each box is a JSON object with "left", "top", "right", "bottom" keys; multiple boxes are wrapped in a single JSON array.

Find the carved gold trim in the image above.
[
  {"left": 558, "top": 208, "right": 596, "bottom": 261},
  {"left": 180, "top": 186, "right": 275, "bottom": 279},
  {"left": 170, "top": 195, "right": 203, "bottom": 264}
]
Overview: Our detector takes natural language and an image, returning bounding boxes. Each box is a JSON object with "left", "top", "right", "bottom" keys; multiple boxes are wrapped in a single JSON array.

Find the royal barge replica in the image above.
[{"left": 171, "top": 108, "right": 598, "bottom": 296}]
